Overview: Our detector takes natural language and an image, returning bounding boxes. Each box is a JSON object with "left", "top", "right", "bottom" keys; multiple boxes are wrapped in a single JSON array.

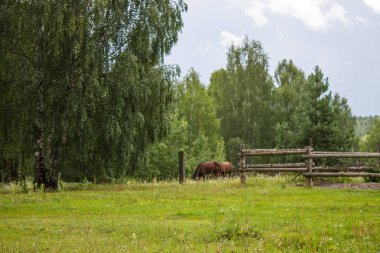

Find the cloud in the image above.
[
  {"left": 362, "top": 0, "right": 380, "bottom": 14},
  {"left": 278, "top": 32, "right": 289, "bottom": 40},
  {"left": 355, "top": 16, "right": 368, "bottom": 26},
  {"left": 245, "top": 2, "right": 269, "bottom": 26},
  {"left": 220, "top": 31, "right": 244, "bottom": 47},
  {"left": 240, "top": 0, "right": 350, "bottom": 31},
  {"left": 193, "top": 42, "right": 212, "bottom": 54}
]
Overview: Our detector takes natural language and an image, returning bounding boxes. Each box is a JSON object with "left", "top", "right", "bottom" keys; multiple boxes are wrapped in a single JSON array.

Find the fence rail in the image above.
[
  {"left": 238, "top": 140, "right": 380, "bottom": 187},
  {"left": 313, "top": 166, "right": 374, "bottom": 171},
  {"left": 246, "top": 163, "right": 310, "bottom": 168},
  {"left": 303, "top": 152, "right": 380, "bottom": 159},
  {"left": 240, "top": 168, "right": 307, "bottom": 173},
  {"left": 241, "top": 149, "right": 308, "bottom": 156}
]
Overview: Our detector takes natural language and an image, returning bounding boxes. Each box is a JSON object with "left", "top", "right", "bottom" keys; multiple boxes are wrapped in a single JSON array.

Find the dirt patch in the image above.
[
  {"left": 319, "top": 182, "right": 380, "bottom": 190},
  {"left": 294, "top": 178, "right": 380, "bottom": 190}
]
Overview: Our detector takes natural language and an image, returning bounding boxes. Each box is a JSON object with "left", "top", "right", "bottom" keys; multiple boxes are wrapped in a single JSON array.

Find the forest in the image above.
[{"left": 1, "top": 0, "right": 379, "bottom": 190}]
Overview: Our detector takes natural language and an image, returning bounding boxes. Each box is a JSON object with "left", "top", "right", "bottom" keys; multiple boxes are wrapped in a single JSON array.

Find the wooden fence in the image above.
[{"left": 239, "top": 141, "right": 380, "bottom": 187}]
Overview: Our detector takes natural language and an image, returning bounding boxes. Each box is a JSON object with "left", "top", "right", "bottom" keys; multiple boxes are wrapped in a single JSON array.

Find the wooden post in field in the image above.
[
  {"left": 305, "top": 138, "right": 313, "bottom": 187},
  {"left": 239, "top": 144, "right": 246, "bottom": 186},
  {"left": 179, "top": 151, "right": 185, "bottom": 184},
  {"left": 378, "top": 141, "right": 380, "bottom": 167}
]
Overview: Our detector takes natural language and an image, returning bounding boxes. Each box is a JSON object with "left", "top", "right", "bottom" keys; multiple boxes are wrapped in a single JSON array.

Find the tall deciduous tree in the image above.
[
  {"left": 141, "top": 110, "right": 189, "bottom": 180},
  {"left": 209, "top": 38, "right": 276, "bottom": 151},
  {"left": 273, "top": 60, "right": 311, "bottom": 149},
  {"left": 142, "top": 69, "right": 225, "bottom": 179},
  {"left": 0, "top": 0, "right": 187, "bottom": 189},
  {"left": 177, "top": 69, "right": 225, "bottom": 169}
]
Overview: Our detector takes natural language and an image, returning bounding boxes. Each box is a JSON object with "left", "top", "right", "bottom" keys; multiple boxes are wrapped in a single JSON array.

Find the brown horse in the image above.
[
  {"left": 220, "top": 162, "right": 234, "bottom": 178},
  {"left": 192, "top": 161, "right": 221, "bottom": 180}
]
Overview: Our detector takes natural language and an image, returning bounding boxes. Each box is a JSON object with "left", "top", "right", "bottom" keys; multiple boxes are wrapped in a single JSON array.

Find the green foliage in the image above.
[
  {"left": 273, "top": 60, "right": 311, "bottom": 149},
  {"left": 353, "top": 117, "right": 379, "bottom": 182},
  {"left": 0, "top": 0, "right": 187, "bottom": 186},
  {"left": 305, "top": 66, "right": 357, "bottom": 151},
  {"left": 0, "top": 3, "right": 365, "bottom": 188},
  {"left": 177, "top": 69, "right": 225, "bottom": 169},
  {"left": 141, "top": 69, "right": 225, "bottom": 180},
  {"left": 273, "top": 62, "right": 357, "bottom": 156},
  {"left": 359, "top": 118, "right": 380, "bottom": 152},
  {"left": 210, "top": 43, "right": 357, "bottom": 163},
  {"left": 356, "top": 116, "right": 379, "bottom": 138},
  {"left": 141, "top": 111, "right": 189, "bottom": 180},
  {"left": 209, "top": 38, "right": 276, "bottom": 151},
  {"left": 225, "top": 137, "right": 243, "bottom": 169}
]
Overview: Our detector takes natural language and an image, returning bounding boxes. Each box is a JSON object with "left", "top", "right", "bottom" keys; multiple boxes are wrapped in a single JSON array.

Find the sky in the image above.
[{"left": 164, "top": 0, "right": 380, "bottom": 116}]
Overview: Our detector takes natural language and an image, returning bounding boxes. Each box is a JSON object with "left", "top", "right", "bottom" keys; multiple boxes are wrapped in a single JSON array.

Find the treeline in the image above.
[
  {"left": 144, "top": 38, "right": 362, "bottom": 179},
  {"left": 357, "top": 116, "right": 380, "bottom": 152},
  {"left": 0, "top": 2, "right": 378, "bottom": 188},
  {"left": 355, "top": 116, "right": 379, "bottom": 138}
]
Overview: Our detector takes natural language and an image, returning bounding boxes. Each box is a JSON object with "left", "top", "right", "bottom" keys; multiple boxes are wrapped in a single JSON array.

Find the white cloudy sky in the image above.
[{"left": 164, "top": 0, "right": 380, "bottom": 116}]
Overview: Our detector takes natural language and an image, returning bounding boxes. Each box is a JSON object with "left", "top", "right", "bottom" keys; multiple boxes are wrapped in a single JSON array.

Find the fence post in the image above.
[
  {"left": 179, "top": 151, "right": 185, "bottom": 184},
  {"left": 378, "top": 141, "right": 380, "bottom": 167},
  {"left": 239, "top": 144, "right": 246, "bottom": 186},
  {"left": 305, "top": 138, "right": 313, "bottom": 187}
]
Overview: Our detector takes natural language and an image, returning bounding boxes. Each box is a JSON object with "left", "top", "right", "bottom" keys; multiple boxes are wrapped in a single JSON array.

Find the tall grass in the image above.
[{"left": 0, "top": 176, "right": 379, "bottom": 252}]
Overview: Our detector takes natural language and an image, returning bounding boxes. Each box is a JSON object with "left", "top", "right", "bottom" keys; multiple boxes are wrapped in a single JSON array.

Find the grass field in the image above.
[{"left": 0, "top": 176, "right": 379, "bottom": 252}]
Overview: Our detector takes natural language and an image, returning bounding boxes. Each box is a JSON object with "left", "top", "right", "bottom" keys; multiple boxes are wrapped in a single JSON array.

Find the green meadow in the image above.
[{"left": 0, "top": 177, "right": 379, "bottom": 252}]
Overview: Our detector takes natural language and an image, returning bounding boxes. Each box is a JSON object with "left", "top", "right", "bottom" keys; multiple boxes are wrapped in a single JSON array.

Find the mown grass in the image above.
[{"left": 0, "top": 176, "right": 379, "bottom": 252}]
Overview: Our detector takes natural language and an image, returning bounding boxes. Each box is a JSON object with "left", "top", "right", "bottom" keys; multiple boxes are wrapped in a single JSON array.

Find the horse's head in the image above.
[
  {"left": 192, "top": 164, "right": 201, "bottom": 180},
  {"left": 213, "top": 161, "right": 222, "bottom": 177}
]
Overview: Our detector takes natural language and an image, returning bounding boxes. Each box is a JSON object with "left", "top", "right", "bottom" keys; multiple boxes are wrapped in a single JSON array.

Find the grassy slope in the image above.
[{"left": 0, "top": 177, "right": 379, "bottom": 252}]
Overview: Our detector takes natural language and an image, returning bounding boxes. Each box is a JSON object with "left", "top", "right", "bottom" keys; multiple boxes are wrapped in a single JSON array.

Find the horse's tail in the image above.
[{"left": 192, "top": 165, "right": 200, "bottom": 180}]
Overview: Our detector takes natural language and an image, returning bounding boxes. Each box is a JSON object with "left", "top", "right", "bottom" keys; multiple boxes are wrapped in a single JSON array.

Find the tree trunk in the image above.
[
  {"left": 33, "top": 74, "right": 58, "bottom": 191},
  {"left": 33, "top": 109, "right": 59, "bottom": 191}
]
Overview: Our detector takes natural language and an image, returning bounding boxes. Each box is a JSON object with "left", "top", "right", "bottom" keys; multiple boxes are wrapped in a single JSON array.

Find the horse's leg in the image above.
[{"left": 215, "top": 170, "right": 220, "bottom": 180}]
